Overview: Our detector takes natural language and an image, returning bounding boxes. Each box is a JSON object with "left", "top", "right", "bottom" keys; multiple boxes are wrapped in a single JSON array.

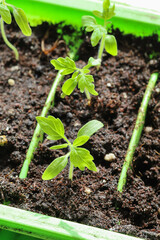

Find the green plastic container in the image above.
[{"left": 0, "top": 0, "right": 160, "bottom": 239}]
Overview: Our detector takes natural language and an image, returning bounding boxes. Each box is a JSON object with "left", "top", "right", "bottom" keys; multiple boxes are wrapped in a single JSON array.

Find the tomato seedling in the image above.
[
  {"left": 51, "top": 56, "right": 101, "bottom": 100},
  {"left": 82, "top": 0, "right": 118, "bottom": 69},
  {"left": 36, "top": 116, "right": 103, "bottom": 180},
  {"left": 0, "top": 0, "right": 32, "bottom": 60}
]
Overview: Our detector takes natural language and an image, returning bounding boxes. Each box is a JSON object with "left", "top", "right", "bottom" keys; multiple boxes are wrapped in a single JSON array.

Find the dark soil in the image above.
[{"left": 0, "top": 22, "right": 160, "bottom": 240}]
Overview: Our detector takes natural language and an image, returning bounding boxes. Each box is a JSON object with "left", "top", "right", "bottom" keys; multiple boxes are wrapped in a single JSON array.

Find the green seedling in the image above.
[
  {"left": 82, "top": 0, "right": 117, "bottom": 69},
  {"left": 117, "top": 72, "right": 159, "bottom": 192},
  {"left": 0, "top": 0, "right": 32, "bottom": 60},
  {"left": 36, "top": 116, "right": 104, "bottom": 180},
  {"left": 51, "top": 56, "right": 101, "bottom": 101}
]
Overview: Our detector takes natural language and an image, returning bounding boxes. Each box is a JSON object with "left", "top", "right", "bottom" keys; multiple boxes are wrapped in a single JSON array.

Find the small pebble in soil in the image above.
[
  {"left": 106, "top": 82, "right": 112, "bottom": 88},
  {"left": 122, "top": 92, "right": 128, "bottom": 99},
  {"left": 84, "top": 187, "right": 92, "bottom": 195},
  {"left": 8, "top": 79, "right": 15, "bottom": 86},
  {"left": 144, "top": 126, "right": 153, "bottom": 133},
  {"left": 10, "top": 65, "right": 19, "bottom": 71},
  {"left": 155, "top": 88, "right": 160, "bottom": 93},
  {"left": 104, "top": 153, "right": 116, "bottom": 162},
  {"left": 149, "top": 59, "right": 158, "bottom": 66},
  {"left": 0, "top": 135, "right": 8, "bottom": 146},
  {"left": 74, "top": 120, "right": 81, "bottom": 127}
]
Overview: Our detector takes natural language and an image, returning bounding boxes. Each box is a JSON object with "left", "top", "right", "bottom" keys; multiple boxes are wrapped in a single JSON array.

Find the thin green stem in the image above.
[
  {"left": 64, "top": 136, "right": 71, "bottom": 146},
  {"left": 84, "top": 88, "right": 91, "bottom": 100},
  {"left": 19, "top": 72, "right": 63, "bottom": 179},
  {"left": 19, "top": 41, "right": 80, "bottom": 179},
  {"left": 63, "top": 137, "right": 74, "bottom": 180},
  {"left": 0, "top": 18, "right": 19, "bottom": 60},
  {"left": 97, "top": 19, "right": 107, "bottom": 70},
  {"left": 117, "top": 73, "right": 159, "bottom": 192},
  {"left": 69, "top": 161, "right": 74, "bottom": 180},
  {"left": 97, "top": 33, "right": 105, "bottom": 70}
]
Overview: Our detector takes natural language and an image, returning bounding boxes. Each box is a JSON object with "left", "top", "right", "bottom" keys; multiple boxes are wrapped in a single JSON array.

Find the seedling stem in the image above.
[
  {"left": 84, "top": 88, "right": 91, "bottom": 100},
  {"left": 117, "top": 72, "right": 159, "bottom": 192},
  {"left": 19, "top": 72, "right": 64, "bottom": 178},
  {"left": 69, "top": 162, "right": 74, "bottom": 180},
  {"left": 19, "top": 37, "right": 83, "bottom": 178},
  {"left": 97, "top": 19, "right": 107, "bottom": 70},
  {"left": 0, "top": 18, "right": 19, "bottom": 60}
]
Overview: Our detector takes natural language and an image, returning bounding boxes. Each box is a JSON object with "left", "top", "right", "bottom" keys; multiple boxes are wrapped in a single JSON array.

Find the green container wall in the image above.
[
  {"left": 1, "top": 0, "right": 160, "bottom": 239},
  {"left": 0, "top": 205, "right": 143, "bottom": 240},
  {"left": 6, "top": 0, "right": 160, "bottom": 37}
]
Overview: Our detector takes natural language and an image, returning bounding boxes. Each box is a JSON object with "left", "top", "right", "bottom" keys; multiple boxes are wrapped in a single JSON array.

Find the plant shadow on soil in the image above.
[{"left": 0, "top": 22, "right": 160, "bottom": 239}]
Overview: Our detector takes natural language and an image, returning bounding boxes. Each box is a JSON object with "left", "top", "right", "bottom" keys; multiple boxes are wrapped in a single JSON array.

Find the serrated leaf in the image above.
[
  {"left": 50, "top": 144, "right": 69, "bottom": 150},
  {"left": 86, "top": 83, "right": 99, "bottom": 96},
  {"left": 77, "top": 74, "right": 88, "bottom": 92},
  {"left": 92, "top": 10, "right": 104, "bottom": 19},
  {"left": 12, "top": 7, "right": 31, "bottom": 36},
  {"left": 62, "top": 78, "right": 78, "bottom": 96},
  {"left": 0, "top": 4, "right": 11, "bottom": 24},
  {"left": 36, "top": 116, "right": 65, "bottom": 140},
  {"left": 70, "top": 147, "right": 97, "bottom": 171},
  {"left": 42, "top": 155, "right": 68, "bottom": 180},
  {"left": 77, "top": 74, "right": 98, "bottom": 96},
  {"left": 73, "top": 136, "right": 89, "bottom": 147},
  {"left": 105, "top": 35, "right": 117, "bottom": 56},
  {"left": 51, "top": 57, "right": 76, "bottom": 75},
  {"left": 77, "top": 120, "right": 104, "bottom": 138},
  {"left": 91, "top": 26, "right": 104, "bottom": 47},
  {"left": 82, "top": 15, "right": 97, "bottom": 28}
]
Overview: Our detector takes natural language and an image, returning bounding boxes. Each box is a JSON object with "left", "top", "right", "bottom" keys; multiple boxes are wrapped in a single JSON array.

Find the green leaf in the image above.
[
  {"left": 73, "top": 136, "right": 89, "bottom": 147},
  {"left": 86, "top": 82, "right": 99, "bottom": 96},
  {"left": 51, "top": 57, "right": 76, "bottom": 75},
  {"left": 42, "top": 155, "right": 68, "bottom": 180},
  {"left": 12, "top": 7, "right": 32, "bottom": 36},
  {"left": 105, "top": 35, "right": 117, "bottom": 56},
  {"left": 62, "top": 77, "right": 78, "bottom": 96},
  {"left": 88, "top": 57, "right": 101, "bottom": 67},
  {"left": 36, "top": 116, "right": 65, "bottom": 140},
  {"left": 50, "top": 144, "right": 69, "bottom": 150},
  {"left": 103, "top": 4, "right": 115, "bottom": 20},
  {"left": 91, "top": 26, "right": 105, "bottom": 46},
  {"left": 92, "top": 10, "right": 103, "bottom": 19},
  {"left": 77, "top": 74, "right": 98, "bottom": 96},
  {"left": 72, "top": 71, "right": 79, "bottom": 78},
  {"left": 103, "top": 0, "right": 110, "bottom": 11},
  {"left": 82, "top": 69, "right": 90, "bottom": 74},
  {"left": 83, "top": 57, "right": 101, "bottom": 70},
  {"left": 82, "top": 15, "right": 97, "bottom": 28},
  {"left": 70, "top": 147, "right": 97, "bottom": 171},
  {"left": 0, "top": 4, "right": 11, "bottom": 24},
  {"left": 77, "top": 120, "right": 104, "bottom": 138},
  {"left": 85, "top": 26, "right": 94, "bottom": 32}
]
